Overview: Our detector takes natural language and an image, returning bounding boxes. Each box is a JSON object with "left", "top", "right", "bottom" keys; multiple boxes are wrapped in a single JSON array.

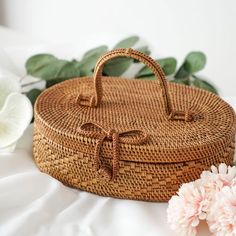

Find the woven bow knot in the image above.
[{"left": 79, "top": 122, "right": 148, "bottom": 182}]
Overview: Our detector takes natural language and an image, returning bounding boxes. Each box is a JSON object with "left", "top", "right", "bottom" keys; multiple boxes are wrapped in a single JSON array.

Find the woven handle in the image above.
[{"left": 77, "top": 48, "right": 195, "bottom": 121}]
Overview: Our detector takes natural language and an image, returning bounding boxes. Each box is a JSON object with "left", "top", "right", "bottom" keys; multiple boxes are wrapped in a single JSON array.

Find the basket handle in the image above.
[{"left": 77, "top": 48, "right": 195, "bottom": 121}]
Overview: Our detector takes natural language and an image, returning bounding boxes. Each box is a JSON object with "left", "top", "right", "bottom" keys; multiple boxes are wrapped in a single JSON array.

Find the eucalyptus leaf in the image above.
[
  {"left": 136, "top": 65, "right": 152, "bottom": 78},
  {"left": 46, "top": 77, "right": 69, "bottom": 88},
  {"left": 175, "top": 52, "right": 206, "bottom": 79},
  {"left": 26, "top": 54, "right": 57, "bottom": 75},
  {"left": 136, "top": 57, "right": 177, "bottom": 77},
  {"left": 26, "top": 54, "right": 81, "bottom": 80},
  {"left": 137, "top": 75, "right": 156, "bottom": 80},
  {"left": 192, "top": 76, "right": 218, "bottom": 94},
  {"left": 82, "top": 45, "right": 108, "bottom": 59},
  {"left": 133, "top": 46, "right": 151, "bottom": 63},
  {"left": 103, "top": 57, "right": 133, "bottom": 76},
  {"left": 174, "top": 66, "right": 189, "bottom": 79},
  {"left": 158, "top": 58, "right": 177, "bottom": 76},
  {"left": 26, "top": 88, "right": 42, "bottom": 106},
  {"left": 80, "top": 69, "right": 93, "bottom": 77},
  {"left": 114, "top": 36, "right": 139, "bottom": 49},
  {"left": 55, "top": 61, "right": 81, "bottom": 78},
  {"left": 184, "top": 52, "right": 206, "bottom": 73},
  {"left": 79, "top": 45, "right": 108, "bottom": 71},
  {"left": 25, "top": 36, "right": 217, "bottom": 111},
  {"left": 135, "top": 46, "right": 151, "bottom": 55},
  {"left": 29, "top": 59, "right": 68, "bottom": 80},
  {"left": 171, "top": 78, "right": 190, "bottom": 85}
]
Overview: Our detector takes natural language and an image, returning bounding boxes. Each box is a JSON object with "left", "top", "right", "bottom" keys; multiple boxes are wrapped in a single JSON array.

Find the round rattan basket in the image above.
[{"left": 33, "top": 48, "right": 236, "bottom": 202}]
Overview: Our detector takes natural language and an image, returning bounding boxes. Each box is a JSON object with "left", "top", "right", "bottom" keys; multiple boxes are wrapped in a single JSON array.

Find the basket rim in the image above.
[{"left": 34, "top": 78, "right": 236, "bottom": 164}]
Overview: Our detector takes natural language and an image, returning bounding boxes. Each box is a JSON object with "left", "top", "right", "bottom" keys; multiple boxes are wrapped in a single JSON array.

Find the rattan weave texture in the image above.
[{"left": 33, "top": 48, "right": 236, "bottom": 201}]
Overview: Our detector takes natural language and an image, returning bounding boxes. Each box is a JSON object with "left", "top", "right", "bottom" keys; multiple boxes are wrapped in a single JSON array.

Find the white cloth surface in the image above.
[
  {"left": 0, "top": 25, "right": 236, "bottom": 236},
  {"left": 0, "top": 125, "right": 215, "bottom": 236}
]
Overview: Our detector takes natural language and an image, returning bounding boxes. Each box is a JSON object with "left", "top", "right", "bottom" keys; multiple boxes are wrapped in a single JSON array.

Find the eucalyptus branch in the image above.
[
  {"left": 23, "top": 35, "right": 218, "bottom": 106},
  {"left": 19, "top": 74, "right": 27, "bottom": 83},
  {"left": 21, "top": 80, "right": 42, "bottom": 87}
]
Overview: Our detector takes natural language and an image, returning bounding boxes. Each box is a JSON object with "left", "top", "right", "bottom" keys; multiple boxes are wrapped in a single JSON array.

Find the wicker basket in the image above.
[{"left": 33, "top": 48, "right": 236, "bottom": 202}]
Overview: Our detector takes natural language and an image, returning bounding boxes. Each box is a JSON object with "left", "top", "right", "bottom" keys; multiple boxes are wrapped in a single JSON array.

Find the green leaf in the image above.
[
  {"left": 174, "top": 66, "right": 189, "bottom": 79},
  {"left": 158, "top": 58, "right": 177, "bottom": 76},
  {"left": 137, "top": 75, "right": 156, "bottom": 80},
  {"left": 171, "top": 78, "right": 190, "bottom": 85},
  {"left": 133, "top": 46, "right": 151, "bottom": 63},
  {"left": 26, "top": 54, "right": 81, "bottom": 80},
  {"left": 175, "top": 52, "right": 206, "bottom": 79},
  {"left": 192, "top": 76, "right": 218, "bottom": 94},
  {"left": 136, "top": 57, "right": 177, "bottom": 77},
  {"left": 184, "top": 52, "right": 206, "bottom": 73},
  {"left": 135, "top": 46, "right": 151, "bottom": 55},
  {"left": 114, "top": 36, "right": 139, "bottom": 49},
  {"left": 136, "top": 65, "right": 152, "bottom": 78},
  {"left": 31, "top": 59, "right": 68, "bottom": 80},
  {"left": 55, "top": 61, "right": 81, "bottom": 78},
  {"left": 26, "top": 54, "right": 57, "bottom": 75},
  {"left": 80, "top": 69, "right": 93, "bottom": 77},
  {"left": 26, "top": 88, "right": 42, "bottom": 106},
  {"left": 79, "top": 45, "right": 108, "bottom": 71},
  {"left": 82, "top": 45, "right": 108, "bottom": 59},
  {"left": 103, "top": 57, "right": 133, "bottom": 76},
  {"left": 46, "top": 77, "right": 69, "bottom": 88},
  {"left": 38, "top": 60, "right": 77, "bottom": 80}
]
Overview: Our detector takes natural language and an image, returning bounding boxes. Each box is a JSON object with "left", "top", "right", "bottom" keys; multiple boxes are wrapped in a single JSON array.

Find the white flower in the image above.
[
  {"left": 167, "top": 181, "right": 211, "bottom": 236},
  {"left": 208, "top": 186, "right": 236, "bottom": 236},
  {"left": 0, "top": 75, "right": 32, "bottom": 152}
]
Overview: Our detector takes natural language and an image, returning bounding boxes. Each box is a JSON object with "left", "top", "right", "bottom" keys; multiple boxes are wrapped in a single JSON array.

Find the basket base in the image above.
[{"left": 33, "top": 129, "right": 234, "bottom": 202}]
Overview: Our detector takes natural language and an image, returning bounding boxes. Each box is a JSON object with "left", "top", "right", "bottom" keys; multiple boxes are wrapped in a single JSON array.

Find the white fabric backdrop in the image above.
[
  {"left": 1, "top": 0, "right": 236, "bottom": 97},
  {"left": 0, "top": 26, "right": 235, "bottom": 236},
  {"left": 0, "top": 125, "right": 215, "bottom": 236}
]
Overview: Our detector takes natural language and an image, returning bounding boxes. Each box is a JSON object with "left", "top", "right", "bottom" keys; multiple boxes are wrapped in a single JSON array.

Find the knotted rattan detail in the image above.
[
  {"left": 76, "top": 48, "right": 195, "bottom": 121},
  {"left": 79, "top": 122, "right": 148, "bottom": 181},
  {"left": 33, "top": 48, "right": 236, "bottom": 201}
]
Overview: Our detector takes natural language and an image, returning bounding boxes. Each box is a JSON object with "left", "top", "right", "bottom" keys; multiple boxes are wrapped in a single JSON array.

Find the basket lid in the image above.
[{"left": 35, "top": 49, "right": 236, "bottom": 166}]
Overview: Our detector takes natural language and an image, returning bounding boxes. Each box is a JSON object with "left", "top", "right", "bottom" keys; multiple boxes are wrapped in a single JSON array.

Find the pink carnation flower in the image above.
[
  {"left": 200, "top": 163, "right": 236, "bottom": 199},
  {"left": 167, "top": 181, "right": 210, "bottom": 236},
  {"left": 208, "top": 186, "right": 236, "bottom": 236},
  {"left": 167, "top": 163, "right": 236, "bottom": 235}
]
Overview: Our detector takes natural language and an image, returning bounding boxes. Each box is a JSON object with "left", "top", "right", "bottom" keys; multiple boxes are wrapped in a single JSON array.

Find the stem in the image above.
[
  {"left": 19, "top": 74, "right": 27, "bottom": 82},
  {"left": 21, "top": 80, "right": 42, "bottom": 87}
]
